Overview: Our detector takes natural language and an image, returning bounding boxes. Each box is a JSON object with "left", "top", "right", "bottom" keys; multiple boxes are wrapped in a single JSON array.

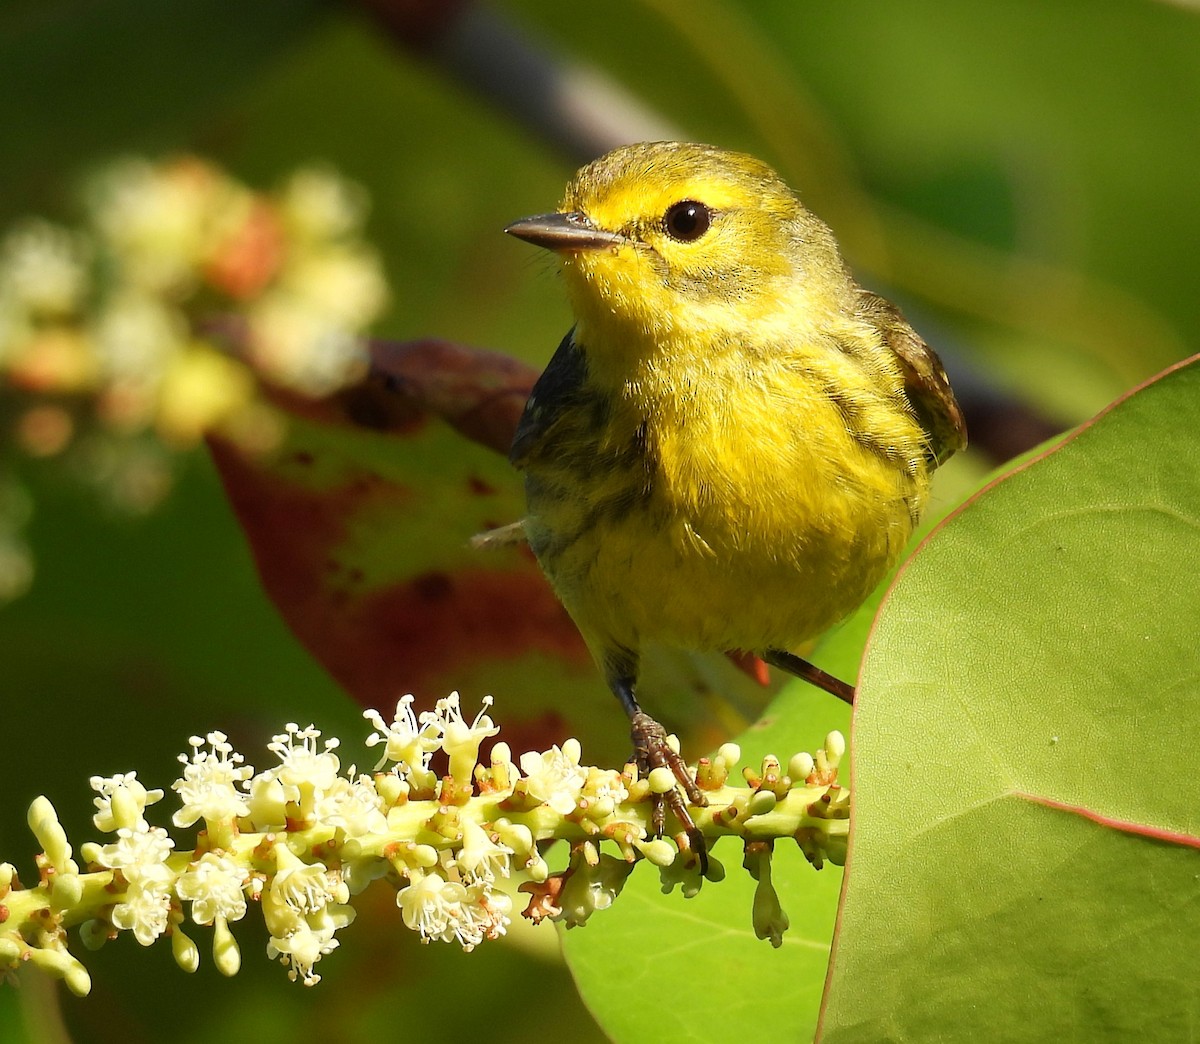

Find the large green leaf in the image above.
[{"left": 820, "top": 355, "right": 1200, "bottom": 1041}]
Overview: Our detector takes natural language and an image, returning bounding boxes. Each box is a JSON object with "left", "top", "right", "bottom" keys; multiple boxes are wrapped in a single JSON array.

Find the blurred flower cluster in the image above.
[
  {"left": 1, "top": 694, "right": 848, "bottom": 994},
  {"left": 0, "top": 156, "right": 390, "bottom": 599}
]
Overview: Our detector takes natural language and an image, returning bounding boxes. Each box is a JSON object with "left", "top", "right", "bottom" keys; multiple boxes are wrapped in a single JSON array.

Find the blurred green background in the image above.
[{"left": 1, "top": 0, "right": 1197, "bottom": 1040}]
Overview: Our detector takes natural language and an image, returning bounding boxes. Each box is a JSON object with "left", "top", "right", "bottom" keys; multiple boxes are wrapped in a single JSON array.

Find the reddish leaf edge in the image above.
[
  {"left": 1010, "top": 791, "right": 1200, "bottom": 850},
  {"left": 814, "top": 351, "right": 1200, "bottom": 1043}
]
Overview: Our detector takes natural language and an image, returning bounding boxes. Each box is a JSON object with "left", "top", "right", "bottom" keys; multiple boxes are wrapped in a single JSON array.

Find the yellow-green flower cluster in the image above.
[
  {"left": 0, "top": 156, "right": 389, "bottom": 598},
  {"left": 1, "top": 157, "right": 387, "bottom": 441},
  {"left": 0, "top": 694, "right": 848, "bottom": 994}
]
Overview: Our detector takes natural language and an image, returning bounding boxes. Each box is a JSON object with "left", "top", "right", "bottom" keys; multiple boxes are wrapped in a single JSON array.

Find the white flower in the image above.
[
  {"left": 519, "top": 739, "right": 588, "bottom": 816},
  {"left": 172, "top": 731, "right": 252, "bottom": 829},
  {"left": 278, "top": 167, "right": 367, "bottom": 243},
  {"left": 313, "top": 771, "right": 388, "bottom": 839},
  {"left": 746, "top": 846, "right": 789, "bottom": 949},
  {"left": 175, "top": 853, "right": 249, "bottom": 926},
  {"left": 364, "top": 695, "right": 437, "bottom": 779},
  {"left": 268, "top": 723, "right": 341, "bottom": 792},
  {"left": 261, "top": 723, "right": 343, "bottom": 825},
  {"left": 267, "top": 922, "right": 339, "bottom": 987},
  {"left": 245, "top": 294, "right": 369, "bottom": 396},
  {"left": 0, "top": 219, "right": 90, "bottom": 317},
  {"left": 268, "top": 856, "right": 337, "bottom": 923},
  {"left": 110, "top": 877, "right": 173, "bottom": 947},
  {"left": 456, "top": 820, "right": 512, "bottom": 882},
  {"left": 657, "top": 843, "right": 708, "bottom": 900},
  {"left": 278, "top": 246, "right": 388, "bottom": 327},
  {"left": 87, "top": 157, "right": 218, "bottom": 293},
  {"left": 262, "top": 847, "right": 355, "bottom": 986},
  {"left": 421, "top": 693, "right": 499, "bottom": 786},
  {"left": 460, "top": 878, "right": 512, "bottom": 945},
  {"left": 90, "top": 772, "right": 164, "bottom": 833},
  {"left": 396, "top": 861, "right": 512, "bottom": 952},
  {"left": 94, "top": 818, "right": 175, "bottom": 946},
  {"left": 90, "top": 290, "right": 186, "bottom": 385},
  {"left": 95, "top": 822, "right": 174, "bottom": 883},
  {"left": 397, "top": 870, "right": 470, "bottom": 946}
]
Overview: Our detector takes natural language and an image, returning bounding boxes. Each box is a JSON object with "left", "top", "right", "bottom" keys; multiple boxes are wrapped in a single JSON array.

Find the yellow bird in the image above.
[{"left": 506, "top": 142, "right": 965, "bottom": 852}]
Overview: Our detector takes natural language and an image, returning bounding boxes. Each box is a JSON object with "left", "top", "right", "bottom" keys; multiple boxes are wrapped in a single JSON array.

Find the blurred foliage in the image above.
[{"left": 1, "top": 0, "right": 1197, "bottom": 1041}]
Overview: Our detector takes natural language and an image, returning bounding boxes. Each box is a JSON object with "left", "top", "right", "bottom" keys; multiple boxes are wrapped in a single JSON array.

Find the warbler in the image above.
[{"left": 505, "top": 142, "right": 965, "bottom": 847}]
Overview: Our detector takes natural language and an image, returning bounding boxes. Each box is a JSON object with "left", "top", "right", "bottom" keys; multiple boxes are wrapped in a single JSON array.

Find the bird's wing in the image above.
[
  {"left": 509, "top": 328, "right": 590, "bottom": 469},
  {"left": 857, "top": 290, "right": 967, "bottom": 466}
]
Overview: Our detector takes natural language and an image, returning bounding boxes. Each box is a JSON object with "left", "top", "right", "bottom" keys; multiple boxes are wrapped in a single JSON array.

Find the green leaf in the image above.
[{"left": 820, "top": 355, "right": 1200, "bottom": 1042}]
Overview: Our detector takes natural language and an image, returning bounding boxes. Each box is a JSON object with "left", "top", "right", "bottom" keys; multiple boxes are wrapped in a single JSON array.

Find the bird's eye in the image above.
[{"left": 662, "top": 200, "right": 711, "bottom": 242}]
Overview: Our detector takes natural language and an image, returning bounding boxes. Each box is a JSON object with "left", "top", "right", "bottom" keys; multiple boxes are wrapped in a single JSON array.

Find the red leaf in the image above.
[{"left": 209, "top": 340, "right": 593, "bottom": 715}]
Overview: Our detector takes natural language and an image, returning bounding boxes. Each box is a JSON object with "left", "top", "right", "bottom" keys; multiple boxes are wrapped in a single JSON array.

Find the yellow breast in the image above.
[
  {"left": 508, "top": 140, "right": 961, "bottom": 676},
  {"left": 529, "top": 336, "right": 930, "bottom": 657}
]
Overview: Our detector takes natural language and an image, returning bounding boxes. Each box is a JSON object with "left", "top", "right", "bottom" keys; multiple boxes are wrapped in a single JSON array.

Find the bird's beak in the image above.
[{"left": 505, "top": 212, "right": 625, "bottom": 251}]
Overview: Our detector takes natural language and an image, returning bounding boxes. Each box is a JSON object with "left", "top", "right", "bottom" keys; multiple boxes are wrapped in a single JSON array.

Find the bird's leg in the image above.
[
  {"left": 763, "top": 648, "right": 856, "bottom": 705},
  {"left": 608, "top": 667, "right": 708, "bottom": 873}
]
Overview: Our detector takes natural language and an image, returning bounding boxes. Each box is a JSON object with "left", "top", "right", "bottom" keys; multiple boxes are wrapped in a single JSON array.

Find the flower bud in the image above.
[
  {"left": 172, "top": 925, "right": 200, "bottom": 973},
  {"left": 647, "top": 767, "right": 676, "bottom": 795}
]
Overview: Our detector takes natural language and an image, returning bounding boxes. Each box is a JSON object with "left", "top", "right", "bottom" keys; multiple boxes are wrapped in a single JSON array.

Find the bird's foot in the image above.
[{"left": 630, "top": 711, "right": 708, "bottom": 874}]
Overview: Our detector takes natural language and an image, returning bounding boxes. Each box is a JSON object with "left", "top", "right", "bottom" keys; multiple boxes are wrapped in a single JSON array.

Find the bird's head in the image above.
[{"left": 506, "top": 141, "right": 851, "bottom": 359}]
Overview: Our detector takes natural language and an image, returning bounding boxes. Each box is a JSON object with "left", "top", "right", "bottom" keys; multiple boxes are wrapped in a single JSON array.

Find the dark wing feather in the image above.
[
  {"left": 856, "top": 290, "right": 967, "bottom": 466},
  {"left": 509, "top": 327, "right": 590, "bottom": 469}
]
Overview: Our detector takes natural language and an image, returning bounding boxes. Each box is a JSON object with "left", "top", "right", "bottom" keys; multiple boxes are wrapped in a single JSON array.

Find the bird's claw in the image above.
[{"left": 630, "top": 711, "right": 709, "bottom": 875}]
